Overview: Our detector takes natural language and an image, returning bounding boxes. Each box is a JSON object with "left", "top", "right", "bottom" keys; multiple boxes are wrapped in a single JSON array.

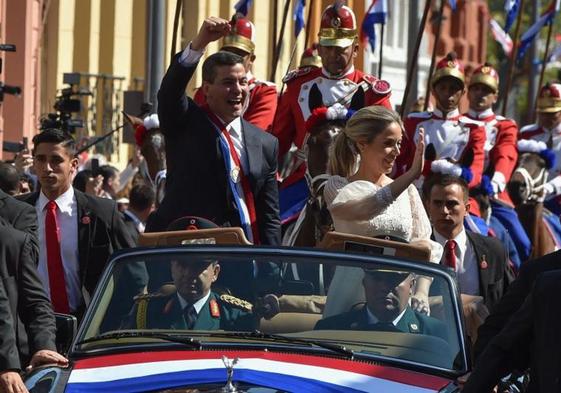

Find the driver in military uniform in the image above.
[
  {"left": 126, "top": 258, "right": 257, "bottom": 331},
  {"left": 315, "top": 269, "right": 447, "bottom": 341}
]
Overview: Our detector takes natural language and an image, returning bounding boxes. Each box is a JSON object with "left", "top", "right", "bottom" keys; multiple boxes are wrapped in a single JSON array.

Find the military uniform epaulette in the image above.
[
  {"left": 251, "top": 79, "right": 277, "bottom": 88},
  {"left": 133, "top": 292, "right": 166, "bottom": 302},
  {"left": 363, "top": 74, "right": 391, "bottom": 95},
  {"left": 283, "top": 67, "right": 313, "bottom": 83},
  {"left": 220, "top": 294, "right": 253, "bottom": 312}
]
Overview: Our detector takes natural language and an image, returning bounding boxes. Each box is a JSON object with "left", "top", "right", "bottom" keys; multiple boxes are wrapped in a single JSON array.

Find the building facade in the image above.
[{"left": 0, "top": 0, "right": 487, "bottom": 163}]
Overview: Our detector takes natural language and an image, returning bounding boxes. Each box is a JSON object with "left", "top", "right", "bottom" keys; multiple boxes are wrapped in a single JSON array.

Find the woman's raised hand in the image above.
[{"left": 410, "top": 127, "right": 425, "bottom": 177}]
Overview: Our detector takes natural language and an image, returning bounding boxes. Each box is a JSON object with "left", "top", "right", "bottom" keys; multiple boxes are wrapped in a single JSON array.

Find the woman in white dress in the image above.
[{"left": 323, "top": 106, "right": 442, "bottom": 317}]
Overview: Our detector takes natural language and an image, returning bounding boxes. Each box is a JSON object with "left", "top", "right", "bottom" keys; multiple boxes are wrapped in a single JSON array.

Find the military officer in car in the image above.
[
  {"left": 315, "top": 268, "right": 447, "bottom": 341},
  {"left": 127, "top": 258, "right": 257, "bottom": 331}
]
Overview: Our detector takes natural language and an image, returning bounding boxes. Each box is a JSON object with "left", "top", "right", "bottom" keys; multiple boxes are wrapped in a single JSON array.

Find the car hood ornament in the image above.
[{"left": 221, "top": 355, "right": 239, "bottom": 392}]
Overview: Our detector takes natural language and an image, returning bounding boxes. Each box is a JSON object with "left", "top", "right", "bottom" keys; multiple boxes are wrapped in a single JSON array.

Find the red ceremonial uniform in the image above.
[
  {"left": 465, "top": 109, "right": 518, "bottom": 203},
  {"left": 194, "top": 71, "right": 278, "bottom": 131},
  {"left": 398, "top": 108, "right": 486, "bottom": 188},
  {"left": 273, "top": 66, "right": 392, "bottom": 180},
  {"left": 519, "top": 83, "right": 561, "bottom": 196},
  {"left": 272, "top": 3, "right": 392, "bottom": 183}
]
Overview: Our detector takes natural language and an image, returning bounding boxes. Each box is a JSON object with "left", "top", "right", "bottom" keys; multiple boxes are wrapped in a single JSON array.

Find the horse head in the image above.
[
  {"left": 125, "top": 112, "right": 167, "bottom": 182},
  {"left": 508, "top": 151, "right": 549, "bottom": 206},
  {"left": 305, "top": 84, "right": 364, "bottom": 178}
]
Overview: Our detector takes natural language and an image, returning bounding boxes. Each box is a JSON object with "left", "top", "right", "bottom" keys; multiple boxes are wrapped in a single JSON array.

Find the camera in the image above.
[
  {"left": 0, "top": 43, "right": 21, "bottom": 103},
  {"left": 40, "top": 75, "right": 91, "bottom": 133}
]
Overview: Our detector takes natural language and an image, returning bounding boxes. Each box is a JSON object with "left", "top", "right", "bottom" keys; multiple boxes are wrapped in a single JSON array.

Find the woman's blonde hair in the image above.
[{"left": 328, "top": 105, "right": 403, "bottom": 177}]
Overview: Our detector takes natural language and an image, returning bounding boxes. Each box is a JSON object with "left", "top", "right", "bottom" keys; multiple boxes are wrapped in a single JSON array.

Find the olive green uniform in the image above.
[{"left": 130, "top": 291, "right": 257, "bottom": 331}]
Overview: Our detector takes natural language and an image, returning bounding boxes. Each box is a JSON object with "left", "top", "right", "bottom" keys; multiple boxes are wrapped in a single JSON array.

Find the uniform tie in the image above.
[
  {"left": 45, "top": 200, "right": 70, "bottom": 313},
  {"left": 183, "top": 304, "right": 197, "bottom": 329},
  {"left": 444, "top": 240, "right": 457, "bottom": 270}
]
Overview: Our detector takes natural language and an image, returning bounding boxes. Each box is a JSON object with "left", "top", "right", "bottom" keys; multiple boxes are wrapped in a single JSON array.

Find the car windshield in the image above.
[{"left": 75, "top": 247, "right": 467, "bottom": 374}]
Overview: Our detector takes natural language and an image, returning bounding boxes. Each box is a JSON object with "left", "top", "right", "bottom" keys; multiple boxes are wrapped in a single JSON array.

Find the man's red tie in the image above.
[
  {"left": 444, "top": 240, "right": 457, "bottom": 270},
  {"left": 45, "top": 200, "right": 70, "bottom": 313}
]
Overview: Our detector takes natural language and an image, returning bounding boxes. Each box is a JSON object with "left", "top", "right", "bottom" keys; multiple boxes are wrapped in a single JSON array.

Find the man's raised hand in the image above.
[{"left": 191, "top": 17, "right": 231, "bottom": 51}]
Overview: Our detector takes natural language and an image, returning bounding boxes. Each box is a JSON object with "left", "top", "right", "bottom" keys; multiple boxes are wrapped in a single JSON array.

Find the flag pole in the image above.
[
  {"left": 170, "top": 0, "right": 182, "bottom": 63},
  {"left": 502, "top": 0, "right": 526, "bottom": 116},
  {"left": 270, "top": 0, "right": 292, "bottom": 82},
  {"left": 400, "top": 0, "right": 432, "bottom": 117},
  {"left": 423, "top": 0, "right": 446, "bottom": 111},
  {"left": 304, "top": 0, "right": 315, "bottom": 48},
  {"left": 533, "top": 20, "right": 554, "bottom": 122},
  {"left": 378, "top": 23, "right": 385, "bottom": 79}
]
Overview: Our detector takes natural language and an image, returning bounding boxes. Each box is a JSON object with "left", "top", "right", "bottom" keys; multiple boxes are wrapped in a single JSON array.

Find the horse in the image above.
[
  {"left": 279, "top": 85, "right": 364, "bottom": 295},
  {"left": 124, "top": 113, "right": 167, "bottom": 207},
  {"left": 507, "top": 150, "right": 558, "bottom": 259},
  {"left": 281, "top": 84, "right": 365, "bottom": 248}
]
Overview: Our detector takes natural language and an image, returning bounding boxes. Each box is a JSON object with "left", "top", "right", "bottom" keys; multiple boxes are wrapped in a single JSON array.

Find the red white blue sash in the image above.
[{"left": 202, "top": 106, "right": 260, "bottom": 244}]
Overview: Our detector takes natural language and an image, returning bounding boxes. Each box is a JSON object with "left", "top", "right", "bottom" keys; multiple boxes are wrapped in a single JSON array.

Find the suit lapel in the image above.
[
  {"left": 74, "top": 190, "right": 93, "bottom": 279},
  {"left": 466, "top": 232, "right": 491, "bottom": 297},
  {"left": 241, "top": 120, "right": 262, "bottom": 188}
]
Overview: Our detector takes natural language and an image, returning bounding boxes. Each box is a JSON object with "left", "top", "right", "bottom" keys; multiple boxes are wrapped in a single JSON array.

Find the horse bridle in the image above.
[{"left": 512, "top": 165, "right": 548, "bottom": 202}]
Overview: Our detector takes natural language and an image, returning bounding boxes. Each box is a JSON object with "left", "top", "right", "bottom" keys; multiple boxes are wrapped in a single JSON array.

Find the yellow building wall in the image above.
[{"left": 41, "top": 0, "right": 327, "bottom": 168}]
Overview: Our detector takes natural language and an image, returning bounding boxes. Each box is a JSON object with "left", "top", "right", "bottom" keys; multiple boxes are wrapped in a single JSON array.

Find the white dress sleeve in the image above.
[
  {"left": 324, "top": 176, "right": 394, "bottom": 221},
  {"left": 407, "top": 185, "right": 443, "bottom": 264}
]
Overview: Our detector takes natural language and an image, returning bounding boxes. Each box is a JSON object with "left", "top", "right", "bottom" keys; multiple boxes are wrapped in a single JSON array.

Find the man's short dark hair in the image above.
[
  {"left": 73, "top": 169, "right": 93, "bottom": 192},
  {"left": 96, "top": 165, "right": 119, "bottom": 187},
  {"left": 0, "top": 161, "right": 20, "bottom": 195},
  {"left": 422, "top": 174, "right": 469, "bottom": 203},
  {"left": 202, "top": 51, "right": 244, "bottom": 83},
  {"left": 32, "top": 128, "right": 76, "bottom": 156},
  {"left": 129, "top": 183, "right": 155, "bottom": 211}
]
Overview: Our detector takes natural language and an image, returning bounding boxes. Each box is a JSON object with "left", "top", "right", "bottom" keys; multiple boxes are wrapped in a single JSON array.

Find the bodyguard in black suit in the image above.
[
  {"left": 473, "top": 249, "right": 561, "bottom": 362},
  {"left": 423, "top": 174, "right": 513, "bottom": 312},
  {"left": 147, "top": 16, "right": 281, "bottom": 246},
  {"left": 21, "top": 129, "right": 144, "bottom": 321},
  {"left": 463, "top": 269, "right": 561, "bottom": 392},
  {"left": 0, "top": 187, "right": 38, "bottom": 258},
  {"left": 0, "top": 224, "right": 67, "bottom": 390}
]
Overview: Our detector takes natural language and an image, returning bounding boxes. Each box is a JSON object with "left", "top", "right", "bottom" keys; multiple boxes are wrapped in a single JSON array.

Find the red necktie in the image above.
[
  {"left": 444, "top": 240, "right": 457, "bottom": 270},
  {"left": 45, "top": 200, "right": 70, "bottom": 313}
]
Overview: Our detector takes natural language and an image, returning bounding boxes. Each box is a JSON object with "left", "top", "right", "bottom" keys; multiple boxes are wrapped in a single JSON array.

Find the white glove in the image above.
[{"left": 491, "top": 172, "right": 506, "bottom": 195}]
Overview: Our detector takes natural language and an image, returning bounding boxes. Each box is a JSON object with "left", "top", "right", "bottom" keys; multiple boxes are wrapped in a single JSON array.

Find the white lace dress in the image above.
[{"left": 322, "top": 176, "right": 443, "bottom": 317}]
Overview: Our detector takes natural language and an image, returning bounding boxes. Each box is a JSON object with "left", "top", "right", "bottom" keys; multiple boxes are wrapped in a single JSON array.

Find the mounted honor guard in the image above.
[
  {"left": 464, "top": 63, "right": 530, "bottom": 265},
  {"left": 398, "top": 52, "right": 486, "bottom": 190},
  {"left": 519, "top": 83, "right": 561, "bottom": 215},
  {"left": 193, "top": 15, "right": 278, "bottom": 132},
  {"left": 272, "top": 2, "right": 392, "bottom": 185}
]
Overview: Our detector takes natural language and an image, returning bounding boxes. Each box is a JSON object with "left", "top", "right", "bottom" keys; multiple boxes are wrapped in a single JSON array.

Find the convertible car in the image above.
[{"left": 25, "top": 229, "right": 468, "bottom": 392}]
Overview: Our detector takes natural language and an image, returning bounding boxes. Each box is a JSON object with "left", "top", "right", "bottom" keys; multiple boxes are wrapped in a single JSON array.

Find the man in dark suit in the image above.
[
  {"left": 122, "top": 183, "right": 155, "bottom": 244},
  {"left": 315, "top": 269, "right": 447, "bottom": 341},
  {"left": 473, "top": 249, "right": 561, "bottom": 361},
  {"left": 20, "top": 129, "right": 145, "bottom": 322},
  {"left": 0, "top": 224, "right": 67, "bottom": 391},
  {"left": 127, "top": 259, "right": 256, "bottom": 331},
  {"left": 0, "top": 187, "right": 38, "bottom": 258},
  {"left": 422, "top": 174, "right": 513, "bottom": 312},
  {"left": 463, "top": 269, "right": 561, "bottom": 392},
  {"left": 147, "top": 16, "right": 281, "bottom": 246}
]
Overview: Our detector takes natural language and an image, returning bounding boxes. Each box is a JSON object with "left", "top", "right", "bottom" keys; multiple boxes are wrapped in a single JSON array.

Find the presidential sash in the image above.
[{"left": 202, "top": 105, "right": 260, "bottom": 244}]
